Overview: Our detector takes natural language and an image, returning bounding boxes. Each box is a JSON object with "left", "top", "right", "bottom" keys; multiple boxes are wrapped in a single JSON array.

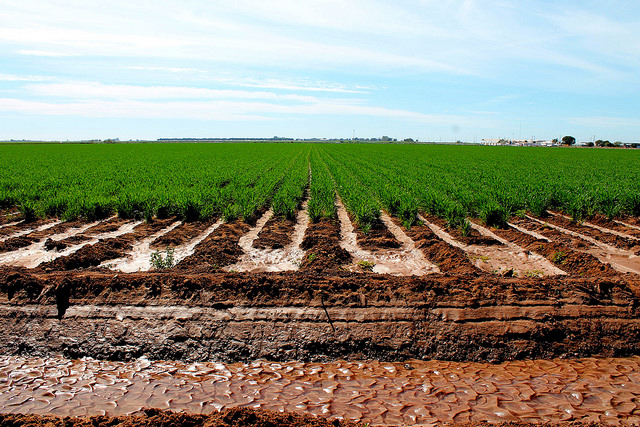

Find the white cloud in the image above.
[
  {"left": 17, "top": 49, "right": 79, "bottom": 57},
  {"left": 0, "top": 73, "right": 54, "bottom": 82}
]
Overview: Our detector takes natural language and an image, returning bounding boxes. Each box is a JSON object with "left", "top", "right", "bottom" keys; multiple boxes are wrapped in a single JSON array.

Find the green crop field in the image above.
[{"left": 1, "top": 143, "right": 638, "bottom": 228}]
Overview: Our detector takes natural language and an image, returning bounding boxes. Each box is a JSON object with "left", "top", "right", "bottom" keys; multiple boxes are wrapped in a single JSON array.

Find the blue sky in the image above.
[{"left": 0, "top": 0, "right": 639, "bottom": 142}]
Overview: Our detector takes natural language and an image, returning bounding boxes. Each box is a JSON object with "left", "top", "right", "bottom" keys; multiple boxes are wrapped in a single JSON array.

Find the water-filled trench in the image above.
[{"left": 1, "top": 356, "right": 639, "bottom": 425}]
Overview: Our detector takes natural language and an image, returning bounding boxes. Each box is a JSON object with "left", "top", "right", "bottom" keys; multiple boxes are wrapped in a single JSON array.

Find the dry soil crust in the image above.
[{"left": 1, "top": 267, "right": 639, "bottom": 363}]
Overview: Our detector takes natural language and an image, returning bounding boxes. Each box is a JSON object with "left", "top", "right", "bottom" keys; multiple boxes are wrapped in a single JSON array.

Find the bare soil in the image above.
[
  {"left": 175, "top": 220, "right": 251, "bottom": 272},
  {"left": 425, "top": 215, "right": 502, "bottom": 246},
  {"left": 150, "top": 220, "right": 214, "bottom": 249},
  {"left": 253, "top": 216, "right": 296, "bottom": 249},
  {"left": 402, "top": 221, "right": 480, "bottom": 275},
  {"left": 353, "top": 217, "right": 401, "bottom": 250},
  {"left": 546, "top": 214, "right": 640, "bottom": 253},
  {"left": 299, "top": 217, "right": 351, "bottom": 271}
]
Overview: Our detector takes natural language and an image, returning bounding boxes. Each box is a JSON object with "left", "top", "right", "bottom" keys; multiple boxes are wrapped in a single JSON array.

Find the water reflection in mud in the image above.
[{"left": 1, "top": 356, "right": 639, "bottom": 425}]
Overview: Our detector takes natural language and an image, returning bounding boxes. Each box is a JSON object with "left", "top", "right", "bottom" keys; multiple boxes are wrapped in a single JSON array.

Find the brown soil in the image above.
[
  {"left": 1, "top": 267, "right": 638, "bottom": 363},
  {"left": 43, "top": 234, "right": 93, "bottom": 251},
  {"left": 175, "top": 220, "right": 251, "bottom": 272},
  {"left": 353, "top": 217, "right": 401, "bottom": 250},
  {"left": 0, "top": 210, "right": 20, "bottom": 225},
  {"left": 0, "top": 221, "right": 90, "bottom": 253},
  {"left": 589, "top": 214, "right": 640, "bottom": 239},
  {"left": 402, "top": 222, "right": 480, "bottom": 275},
  {"left": 0, "top": 408, "right": 361, "bottom": 427},
  {"left": 38, "top": 220, "right": 175, "bottom": 271},
  {"left": 546, "top": 215, "right": 640, "bottom": 252},
  {"left": 82, "top": 217, "right": 129, "bottom": 235},
  {"left": 493, "top": 221, "right": 618, "bottom": 277},
  {"left": 300, "top": 217, "right": 351, "bottom": 271},
  {"left": 0, "top": 219, "right": 51, "bottom": 237},
  {"left": 150, "top": 220, "right": 213, "bottom": 249},
  {"left": 253, "top": 216, "right": 296, "bottom": 249},
  {"left": 426, "top": 215, "right": 502, "bottom": 246}
]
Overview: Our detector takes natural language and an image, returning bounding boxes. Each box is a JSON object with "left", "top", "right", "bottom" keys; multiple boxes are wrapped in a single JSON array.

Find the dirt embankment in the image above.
[
  {"left": 299, "top": 217, "right": 351, "bottom": 271},
  {"left": 253, "top": 216, "right": 296, "bottom": 249},
  {"left": 0, "top": 408, "right": 361, "bottom": 427},
  {"left": 1, "top": 267, "right": 638, "bottom": 363}
]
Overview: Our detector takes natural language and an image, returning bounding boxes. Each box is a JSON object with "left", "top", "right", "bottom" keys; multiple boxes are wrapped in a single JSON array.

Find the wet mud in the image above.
[
  {"left": 547, "top": 213, "right": 640, "bottom": 253},
  {"left": 509, "top": 218, "right": 620, "bottom": 277},
  {"left": 426, "top": 215, "right": 502, "bottom": 247},
  {"left": 38, "top": 220, "right": 173, "bottom": 272},
  {"left": 253, "top": 216, "right": 296, "bottom": 249},
  {"left": 590, "top": 215, "right": 640, "bottom": 239},
  {"left": 402, "top": 221, "right": 480, "bottom": 275},
  {"left": 81, "top": 217, "right": 128, "bottom": 235},
  {"left": 1, "top": 355, "right": 640, "bottom": 425},
  {"left": 1, "top": 267, "right": 639, "bottom": 363}
]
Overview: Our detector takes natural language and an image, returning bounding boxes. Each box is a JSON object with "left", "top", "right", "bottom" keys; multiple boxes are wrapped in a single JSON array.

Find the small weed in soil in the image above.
[
  {"left": 357, "top": 260, "right": 375, "bottom": 272},
  {"left": 150, "top": 247, "right": 175, "bottom": 269}
]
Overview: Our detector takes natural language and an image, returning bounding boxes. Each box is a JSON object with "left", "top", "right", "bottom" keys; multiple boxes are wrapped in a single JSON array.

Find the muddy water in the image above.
[
  {"left": 549, "top": 212, "right": 640, "bottom": 241},
  {"left": 338, "top": 202, "right": 439, "bottom": 276},
  {"left": 0, "top": 220, "right": 100, "bottom": 268},
  {"left": 101, "top": 221, "right": 182, "bottom": 272},
  {"left": 1, "top": 356, "right": 639, "bottom": 425},
  {"left": 0, "top": 220, "right": 60, "bottom": 243},
  {"left": 419, "top": 215, "right": 564, "bottom": 277},
  {"left": 225, "top": 200, "right": 310, "bottom": 273},
  {"left": 170, "top": 219, "right": 224, "bottom": 265},
  {"left": 526, "top": 215, "right": 640, "bottom": 275}
]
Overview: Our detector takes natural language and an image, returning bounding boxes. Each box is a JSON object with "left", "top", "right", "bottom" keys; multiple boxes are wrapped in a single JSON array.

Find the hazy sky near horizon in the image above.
[{"left": 1, "top": 0, "right": 639, "bottom": 141}]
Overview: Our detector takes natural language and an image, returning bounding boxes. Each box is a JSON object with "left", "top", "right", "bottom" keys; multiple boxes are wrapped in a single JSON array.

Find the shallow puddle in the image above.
[{"left": 1, "top": 355, "right": 639, "bottom": 425}]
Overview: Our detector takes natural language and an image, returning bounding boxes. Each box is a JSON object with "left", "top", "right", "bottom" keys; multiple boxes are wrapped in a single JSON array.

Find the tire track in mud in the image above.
[
  {"left": 338, "top": 200, "right": 439, "bottom": 276},
  {"left": 526, "top": 215, "right": 640, "bottom": 275},
  {"left": 419, "top": 215, "right": 564, "bottom": 277},
  {"left": 99, "top": 221, "right": 183, "bottom": 272},
  {"left": 225, "top": 200, "right": 310, "bottom": 273}
]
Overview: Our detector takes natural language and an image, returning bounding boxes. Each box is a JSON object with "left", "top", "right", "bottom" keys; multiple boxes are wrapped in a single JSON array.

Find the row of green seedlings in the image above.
[
  {"left": 306, "top": 148, "right": 337, "bottom": 222},
  {"left": 268, "top": 151, "right": 311, "bottom": 221},
  {"left": 320, "top": 149, "right": 380, "bottom": 234}
]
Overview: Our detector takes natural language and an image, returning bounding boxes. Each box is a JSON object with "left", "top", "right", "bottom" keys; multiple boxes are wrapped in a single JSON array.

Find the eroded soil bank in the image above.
[{"left": 1, "top": 268, "right": 639, "bottom": 363}]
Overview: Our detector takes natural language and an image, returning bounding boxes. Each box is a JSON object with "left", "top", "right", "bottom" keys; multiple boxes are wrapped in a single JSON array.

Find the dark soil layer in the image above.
[
  {"left": 38, "top": 220, "right": 174, "bottom": 271},
  {"left": 545, "top": 214, "right": 640, "bottom": 253},
  {"left": 401, "top": 221, "right": 480, "bottom": 275},
  {"left": 353, "top": 217, "right": 401, "bottom": 250},
  {"left": 0, "top": 219, "right": 52, "bottom": 238},
  {"left": 589, "top": 215, "right": 640, "bottom": 239},
  {"left": 0, "top": 236, "right": 34, "bottom": 253},
  {"left": 43, "top": 235, "right": 93, "bottom": 251},
  {"left": 492, "top": 221, "right": 618, "bottom": 277},
  {"left": 253, "top": 216, "right": 296, "bottom": 249},
  {"left": 299, "top": 218, "right": 351, "bottom": 271},
  {"left": 0, "top": 210, "right": 20, "bottom": 225},
  {"left": 175, "top": 220, "right": 251, "bottom": 272},
  {"left": 0, "top": 221, "right": 90, "bottom": 253},
  {"left": 0, "top": 408, "right": 361, "bottom": 427},
  {"left": 425, "top": 215, "right": 502, "bottom": 246},
  {"left": 150, "top": 220, "right": 212, "bottom": 249},
  {"left": 1, "top": 267, "right": 638, "bottom": 363}
]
